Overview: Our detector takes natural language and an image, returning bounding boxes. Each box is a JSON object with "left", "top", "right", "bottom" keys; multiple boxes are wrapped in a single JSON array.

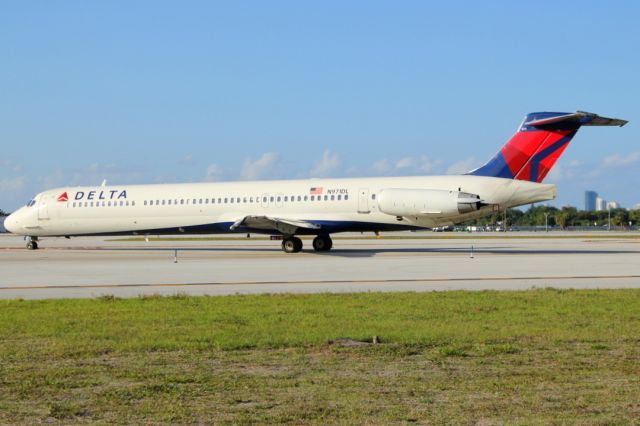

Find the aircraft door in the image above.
[
  {"left": 358, "top": 188, "right": 370, "bottom": 214},
  {"left": 37, "top": 195, "right": 51, "bottom": 220}
]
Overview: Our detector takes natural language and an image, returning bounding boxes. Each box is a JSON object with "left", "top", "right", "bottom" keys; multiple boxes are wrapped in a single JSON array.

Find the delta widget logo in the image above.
[{"left": 57, "top": 192, "right": 69, "bottom": 202}]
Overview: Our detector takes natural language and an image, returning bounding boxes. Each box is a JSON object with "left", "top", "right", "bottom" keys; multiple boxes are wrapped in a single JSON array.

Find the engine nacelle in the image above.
[{"left": 378, "top": 188, "right": 482, "bottom": 217}]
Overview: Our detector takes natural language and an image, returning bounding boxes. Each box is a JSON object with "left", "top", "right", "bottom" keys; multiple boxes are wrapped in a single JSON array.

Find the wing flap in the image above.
[{"left": 229, "top": 215, "right": 321, "bottom": 235}]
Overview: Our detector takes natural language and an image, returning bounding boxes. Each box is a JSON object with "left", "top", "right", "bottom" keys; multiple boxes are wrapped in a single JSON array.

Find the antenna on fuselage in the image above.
[{"left": 101, "top": 179, "right": 107, "bottom": 187}]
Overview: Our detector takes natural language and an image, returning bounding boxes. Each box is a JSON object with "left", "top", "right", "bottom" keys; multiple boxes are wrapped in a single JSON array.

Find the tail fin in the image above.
[{"left": 468, "top": 111, "right": 627, "bottom": 182}]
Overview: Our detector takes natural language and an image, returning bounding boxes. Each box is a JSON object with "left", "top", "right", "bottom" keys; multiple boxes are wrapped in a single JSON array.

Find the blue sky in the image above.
[{"left": 1, "top": 1, "right": 639, "bottom": 211}]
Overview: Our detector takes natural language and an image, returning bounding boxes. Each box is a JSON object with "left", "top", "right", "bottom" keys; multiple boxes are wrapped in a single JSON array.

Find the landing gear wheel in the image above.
[
  {"left": 312, "top": 235, "right": 333, "bottom": 252},
  {"left": 26, "top": 240, "right": 38, "bottom": 250},
  {"left": 282, "top": 236, "right": 303, "bottom": 253}
]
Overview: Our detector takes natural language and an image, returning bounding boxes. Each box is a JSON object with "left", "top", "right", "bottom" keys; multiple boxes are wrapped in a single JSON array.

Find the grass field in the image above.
[{"left": 1, "top": 289, "right": 639, "bottom": 424}]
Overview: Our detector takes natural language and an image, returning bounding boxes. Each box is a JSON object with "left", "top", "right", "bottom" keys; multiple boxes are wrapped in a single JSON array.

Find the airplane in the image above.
[{"left": 4, "top": 110, "right": 627, "bottom": 253}]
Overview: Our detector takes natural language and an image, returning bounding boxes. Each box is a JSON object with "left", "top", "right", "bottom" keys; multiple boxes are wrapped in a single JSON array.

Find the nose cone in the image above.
[{"left": 3, "top": 213, "right": 17, "bottom": 234}]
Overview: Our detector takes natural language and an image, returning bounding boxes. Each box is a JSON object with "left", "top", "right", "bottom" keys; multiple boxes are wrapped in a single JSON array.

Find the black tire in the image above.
[
  {"left": 292, "top": 237, "right": 303, "bottom": 252},
  {"left": 27, "top": 241, "right": 38, "bottom": 250},
  {"left": 312, "top": 235, "right": 333, "bottom": 251},
  {"left": 282, "top": 237, "right": 303, "bottom": 253}
]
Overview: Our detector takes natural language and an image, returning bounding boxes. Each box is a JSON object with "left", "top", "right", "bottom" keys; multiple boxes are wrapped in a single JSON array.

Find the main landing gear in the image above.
[
  {"left": 281, "top": 236, "right": 303, "bottom": 253},
  {"left": 312, "top": 235, "right": 333, "bottom": 252},
  {"left": 280, "top": 235, "right": 334, "bottom": 253},
  {"left": 26, "top": 236, "right": 39, "bottom": 250}
]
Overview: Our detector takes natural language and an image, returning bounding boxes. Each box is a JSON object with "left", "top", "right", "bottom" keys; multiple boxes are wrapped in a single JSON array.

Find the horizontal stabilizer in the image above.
[{"left": 525, "top": 111, "right": 627, "bottom": 130}]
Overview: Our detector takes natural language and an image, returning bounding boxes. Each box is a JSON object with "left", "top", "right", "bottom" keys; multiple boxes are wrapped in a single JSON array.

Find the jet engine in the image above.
[{"left": 377, "top": 188, "right": 482, "bottom": 218}]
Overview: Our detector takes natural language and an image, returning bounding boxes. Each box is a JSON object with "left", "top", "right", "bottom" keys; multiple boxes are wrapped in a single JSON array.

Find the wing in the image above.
[{"left": 229, "top": 215, "right": 321, "bottom": 235}]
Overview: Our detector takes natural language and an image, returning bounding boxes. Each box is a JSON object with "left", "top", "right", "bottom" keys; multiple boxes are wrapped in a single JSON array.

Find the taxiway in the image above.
[{"left": 1, "top": 233, "right": 639, "bottom": 299}]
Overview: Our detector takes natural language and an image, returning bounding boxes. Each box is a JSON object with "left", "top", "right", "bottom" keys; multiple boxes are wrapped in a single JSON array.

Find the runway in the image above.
[{"left": 1, "top": 233, "right": 639, "bottom": 299}]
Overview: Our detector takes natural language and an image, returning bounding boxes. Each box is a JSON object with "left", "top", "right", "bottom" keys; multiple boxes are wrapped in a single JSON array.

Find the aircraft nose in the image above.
[{"left": 3, "top": 212, "right": 18, "bottom": 234}]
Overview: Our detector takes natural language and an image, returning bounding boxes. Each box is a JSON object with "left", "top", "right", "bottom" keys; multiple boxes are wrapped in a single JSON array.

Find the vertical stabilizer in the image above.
[{"left": 468, "top": 111, "right": 627, "bottom": 183}]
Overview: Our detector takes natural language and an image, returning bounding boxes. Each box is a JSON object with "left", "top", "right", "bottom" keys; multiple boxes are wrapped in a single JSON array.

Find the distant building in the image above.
[
  {"left": 596, "top": 197, "right": 607, "bottom": 211},
  {"left": 606, "top": 201, "right": 620, "bottom": 210},
  {"left": 584, "top": 190, "right": 597, "bottom": 211}
]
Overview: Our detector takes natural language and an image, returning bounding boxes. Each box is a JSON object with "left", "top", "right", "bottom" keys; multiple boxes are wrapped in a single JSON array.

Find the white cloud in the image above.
[
  {"left": 205, "top": 164, "right": 223, "bottom": 181},
  {"left": 395, "top": 157, "right": 415, "bottom": 169},
  {"left": 178, "top": 155, "right": 194, "bottom": 166},
  {"left": 0, "top": 159, "right": 23, "bottom": 172},
  {"left": 545, "top": 159, "right": 584, "bottom": 182},
  {"left": 241, "top": 152, "right": 280, "bottom": 180},
  {"left": 371, "top": 159, "right": 391, "bottom": 174},
  {"left": 417, "top": 156, "right": 438, "bottom": 173},
  {"left": 35, "top": 163, "right": 147, "bottom": 189},
  {"left": 371, "top": 155, "right": 440, "bottom": 176},
  {"left": 545, "top": 164, "right": 564, "bottom": 181},
  {"left": 446, "top": 157, "right": 481, "bottom": 175},
  {"left": 602, "top": 152, "right": 640, "bottom": 168},
  {"left": 310, "top": 150, "right": 340, "bottom": 178},
  {"left": 0, "top": 177, "right": 26, "bottom": 193}
]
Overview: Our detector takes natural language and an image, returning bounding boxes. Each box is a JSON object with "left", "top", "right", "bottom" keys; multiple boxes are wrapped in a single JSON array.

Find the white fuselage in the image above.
[{"left": 4, "top": 175, "right": 555, "bottom": 237}]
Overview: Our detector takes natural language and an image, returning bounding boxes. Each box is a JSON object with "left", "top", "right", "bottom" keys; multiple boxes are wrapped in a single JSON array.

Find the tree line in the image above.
[{"left": 464, "top": 205, "right": 640, "bottom": 229}]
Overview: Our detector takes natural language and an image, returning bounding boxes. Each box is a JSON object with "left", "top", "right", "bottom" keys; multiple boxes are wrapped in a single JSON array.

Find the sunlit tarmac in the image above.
[{"left": 1, "top": 232, "right": 639, "bottom": 299}]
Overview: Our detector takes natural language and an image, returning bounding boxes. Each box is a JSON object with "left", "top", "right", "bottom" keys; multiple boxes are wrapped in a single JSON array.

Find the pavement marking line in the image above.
[{"left": 2, "top": 275, "right": 640, "bottom": 291}]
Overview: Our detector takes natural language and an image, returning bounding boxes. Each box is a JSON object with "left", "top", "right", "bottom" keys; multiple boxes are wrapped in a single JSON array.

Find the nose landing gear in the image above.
[{"left": 26, "top": 236, "right": 39, "bottom": 250}]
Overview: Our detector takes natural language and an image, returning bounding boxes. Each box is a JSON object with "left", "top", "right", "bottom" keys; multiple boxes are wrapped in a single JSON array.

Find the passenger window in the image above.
[
  {"left": 324, "top": 195, "right": 328, "bottom": 201},
  {"left": 372, "top": 194, "right": 376, "bottom": 200},
  {"left": 270, "top": 196, "right": 274, "bottom": 202},
  {"left": 277, "top": 196, "right": 281, "bottom": 202},
  {"left": 297, "top": 196, "right": 301, "bottom": 201},
  {"left": 310, "top": 195, "right": 314, "bottom": 201},
  {"left": 345, "top": 195, "right": 349, "bottom": 200},
  {"left": 284, "top": 196, "right": 288, "bottom": 202},
  {"left": 304, "top": 196, "right": 308, "bottom": 201},
  {"left": 205, "top": 199, "right": 209, "bottom": 204},
  {"left": 337, "top": 195, "right": 342, "bottom": 200},
  {"left": 331, "top": 195, "right": 335, "bottom": 200}
]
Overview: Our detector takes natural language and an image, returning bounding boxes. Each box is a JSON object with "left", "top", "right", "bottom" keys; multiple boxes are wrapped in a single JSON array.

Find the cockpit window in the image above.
[{"left": 26, "top": 199, "right": 36, "bottom": 207}]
